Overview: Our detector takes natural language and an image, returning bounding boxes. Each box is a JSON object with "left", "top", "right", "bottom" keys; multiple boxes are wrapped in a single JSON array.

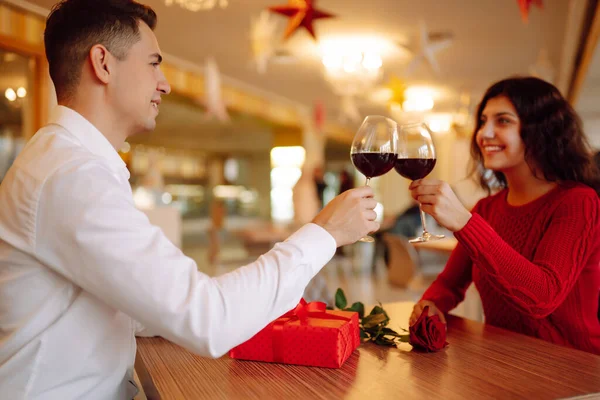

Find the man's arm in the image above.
[{"left": 35, "top": 160, "right": 376, "bottom": 357}]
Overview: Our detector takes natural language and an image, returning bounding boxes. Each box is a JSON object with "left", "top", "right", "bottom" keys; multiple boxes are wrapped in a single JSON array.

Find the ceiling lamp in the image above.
[
  {"left": 402, "top": 87, "right": 435, "bottom": 112},
  {"left": 4, "top": 87, "right": 26, "bottom": 102},
  {"left": 322, "top": 50, "right": 382, "bottom": 97}
]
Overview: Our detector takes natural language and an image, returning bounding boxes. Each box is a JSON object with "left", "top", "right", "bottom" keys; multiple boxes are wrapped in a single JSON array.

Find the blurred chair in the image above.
[{"left": 382, "top": 233, "right": 420, "bottom": 288}]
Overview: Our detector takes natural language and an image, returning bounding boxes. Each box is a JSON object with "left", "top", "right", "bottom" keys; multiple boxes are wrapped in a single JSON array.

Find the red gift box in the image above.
[{"left": 229, "top": 299, "right": 360, "bottom": 368}]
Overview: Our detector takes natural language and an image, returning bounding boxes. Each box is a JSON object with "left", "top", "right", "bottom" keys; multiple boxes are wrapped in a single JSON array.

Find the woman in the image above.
[{"left": 409, "top": 77, "right": 600, "bottom": 354}]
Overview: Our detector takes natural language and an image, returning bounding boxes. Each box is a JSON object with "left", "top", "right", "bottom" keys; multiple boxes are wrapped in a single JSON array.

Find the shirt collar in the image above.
[{"left": 49, "top": 106, "right": 128, "bottom": 174}]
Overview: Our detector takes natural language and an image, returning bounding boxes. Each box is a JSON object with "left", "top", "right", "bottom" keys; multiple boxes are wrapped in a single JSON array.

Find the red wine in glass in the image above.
[
  {"left": 350, "top": 115, "right": 398, "bottom": 243},
  {"left": 351, "top": 152, "right": 396, "bottom": 179},
  {"left": 397, "top": 122, "right": 444, "bottom": 243},
  {"left": 394, "top": 158, "right": 437, "bottom": 181}
]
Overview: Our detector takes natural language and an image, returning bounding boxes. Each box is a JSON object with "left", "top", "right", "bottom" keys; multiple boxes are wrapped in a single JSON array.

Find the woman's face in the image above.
[{"left": 476, "top": 96, "right": 527, "bottom": 173}]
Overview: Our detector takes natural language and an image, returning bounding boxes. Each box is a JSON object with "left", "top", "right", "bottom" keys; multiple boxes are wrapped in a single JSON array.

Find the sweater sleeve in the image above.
[
  {"left": 419, "top": 200, "right": 480, "bottom": 313},
  {"left": 420, "top": 241, "right": 474, "bottom": 314},
  {"left": 455, "top": 191, "right": 599, "bottom": 319}
]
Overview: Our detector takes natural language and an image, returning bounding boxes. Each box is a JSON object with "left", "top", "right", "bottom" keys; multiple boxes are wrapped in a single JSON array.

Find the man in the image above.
[{"left": 0, "top": 1, "right": 379, "bottom": 399}]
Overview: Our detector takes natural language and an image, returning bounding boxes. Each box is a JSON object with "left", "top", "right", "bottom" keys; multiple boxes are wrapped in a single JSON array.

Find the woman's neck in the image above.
[{"left": 503, "top": 165, "right": 558, "bottom": 206}]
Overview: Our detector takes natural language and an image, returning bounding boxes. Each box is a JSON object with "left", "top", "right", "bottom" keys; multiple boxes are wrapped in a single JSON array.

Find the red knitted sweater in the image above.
[{"left": 421, "top": 182, "right": 600, "bottom": 354}]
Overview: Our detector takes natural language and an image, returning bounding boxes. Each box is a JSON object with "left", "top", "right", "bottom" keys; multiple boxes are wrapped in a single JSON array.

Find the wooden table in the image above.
[
  {"left": 412, "top": 237, "right": 458, "bottom": 255},
  {"left": 135, "top": 302, "right": 600, "bottom": 399}
]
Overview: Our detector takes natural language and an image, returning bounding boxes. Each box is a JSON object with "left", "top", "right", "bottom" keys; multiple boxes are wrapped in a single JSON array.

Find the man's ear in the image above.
[{"left": 89, "top": 44, "right": 113, "bottom": 85}]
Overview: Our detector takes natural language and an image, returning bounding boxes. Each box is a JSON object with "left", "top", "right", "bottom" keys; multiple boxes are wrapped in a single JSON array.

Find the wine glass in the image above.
[
  {"left": 395, "top": 122, "right": 444, "bottom": 243},
  {"left": 350, "top": 115, "right": 398, "bottom": 242}
]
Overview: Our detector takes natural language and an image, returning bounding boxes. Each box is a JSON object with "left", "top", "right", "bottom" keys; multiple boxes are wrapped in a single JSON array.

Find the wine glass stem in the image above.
[
  {"left": 419, "top": 204, "right": 429, "bottom": 235},
  {"left": 365, "top": 177, "right": 370, "bottom": 186}
]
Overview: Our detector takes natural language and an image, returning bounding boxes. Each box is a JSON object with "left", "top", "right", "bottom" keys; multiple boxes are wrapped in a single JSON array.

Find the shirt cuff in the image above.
[{"left": 284, "top": 223, "right": 337, "bottom": 276}]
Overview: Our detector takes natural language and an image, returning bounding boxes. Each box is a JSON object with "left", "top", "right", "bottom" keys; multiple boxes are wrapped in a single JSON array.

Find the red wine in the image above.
[
  {"left": 394, "top": 158, "right": 436, "bottom": 180},
  {"left": 351, "top": 152, "right": 396, "bottom": 178}
]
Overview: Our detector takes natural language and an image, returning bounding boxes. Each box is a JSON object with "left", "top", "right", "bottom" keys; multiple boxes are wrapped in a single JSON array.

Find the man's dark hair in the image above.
[{"left": 44, "top": 0, "right": 157, "bottom": 102}]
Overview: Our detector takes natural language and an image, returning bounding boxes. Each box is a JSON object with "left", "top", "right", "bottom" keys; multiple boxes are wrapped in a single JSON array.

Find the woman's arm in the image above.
[
  {"left": 421, "top": 241, "right": 474, "bottom": 313},
  {"left": 455, "top": 192, "right": 599, "bottom": 318}
]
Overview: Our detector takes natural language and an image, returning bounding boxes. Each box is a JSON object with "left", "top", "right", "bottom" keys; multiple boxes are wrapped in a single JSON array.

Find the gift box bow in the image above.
[{"left": 271, "top": 298, "right": 355, "bottom": 363}]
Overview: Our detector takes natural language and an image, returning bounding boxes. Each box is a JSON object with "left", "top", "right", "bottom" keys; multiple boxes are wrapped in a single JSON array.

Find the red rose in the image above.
[{"left": 409, "top": 306, "right": 448, "bottom": 352}]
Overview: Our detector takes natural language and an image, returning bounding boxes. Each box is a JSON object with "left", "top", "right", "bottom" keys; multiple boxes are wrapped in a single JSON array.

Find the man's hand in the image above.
[{"left": 312, "top": 186, "right": 380, "bottom": 247}]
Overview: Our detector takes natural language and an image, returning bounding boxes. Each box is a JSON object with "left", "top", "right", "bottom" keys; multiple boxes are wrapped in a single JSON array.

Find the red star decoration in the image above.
[
  {"left": 268, "top": 0, "right": 336, "bottom": 41},
  {"left": 518, "top": 0, "right": 543, "bottom": 23}
]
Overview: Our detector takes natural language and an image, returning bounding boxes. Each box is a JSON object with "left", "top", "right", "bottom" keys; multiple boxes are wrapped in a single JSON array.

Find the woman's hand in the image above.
[
  {"left": 409, "top": 300, "right": 446, "bottom": 326},
  {"left": 409, "top": 179, "right": 472, "bottom": 232}
]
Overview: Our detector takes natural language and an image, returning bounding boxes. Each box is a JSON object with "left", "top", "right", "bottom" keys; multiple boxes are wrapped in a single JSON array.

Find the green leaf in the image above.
[
  {"left": 359, "top": 329, "right": 369, "bottom": 340},
  {"left": 335, "top": 288, "right": 347, "bottom": 310},
  {"left": 365, "top": 307, "right": 389, "bottom": 327},
  {"left": 371, "top": 303, "right": 390, "bottom": 320},
  {"left": 380, "top": 327, "right": 402, "bottom": 337},
  {"left": 344, "top": 302, "right": 365, "bottom": 319},
  {"left": 369, "top": 305, "right": 383, "bottom": 316},
  {"left": 374, "top": 336, "right": 398, "bottom": 347},
  {"left": 362, "top": 313, "right": 388, "bottom": 329},
  {"left": 330, "top": 289, "right": 408, "bottom": 348}
]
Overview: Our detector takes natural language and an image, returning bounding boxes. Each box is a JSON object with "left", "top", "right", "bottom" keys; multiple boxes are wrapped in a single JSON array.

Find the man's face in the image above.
[{"left": 110, "top": 21, "right": 171, "bottom": 135}]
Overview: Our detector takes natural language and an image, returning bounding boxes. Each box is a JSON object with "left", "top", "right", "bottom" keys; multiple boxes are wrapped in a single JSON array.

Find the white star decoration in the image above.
[
  {"left": 401, "top": 20, "right": 453, "bottom": 76},
  {"left": 204, "top": 57, "right": 230, "bottom": 122},
  {"left": 250, "top": 10, "right": 280, "bottom": 74}
]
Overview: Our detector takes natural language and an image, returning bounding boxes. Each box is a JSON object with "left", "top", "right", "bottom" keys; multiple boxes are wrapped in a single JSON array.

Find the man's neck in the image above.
[{"left": 60, "top": 98, "right": 127, "bottom": 150}]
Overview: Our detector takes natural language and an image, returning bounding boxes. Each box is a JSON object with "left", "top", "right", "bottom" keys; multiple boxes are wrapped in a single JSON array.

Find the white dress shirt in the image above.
[{"left": 0, "top": 106, "right": 336, "bottom": 399}]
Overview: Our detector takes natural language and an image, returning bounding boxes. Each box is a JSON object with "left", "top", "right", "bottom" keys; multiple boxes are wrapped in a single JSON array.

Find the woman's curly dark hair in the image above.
[{"left": 470, "top": 76, "right": 600, "bottom": 196}]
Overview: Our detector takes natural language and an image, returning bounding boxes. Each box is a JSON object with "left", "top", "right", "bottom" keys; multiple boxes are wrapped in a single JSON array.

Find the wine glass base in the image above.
[
  {"left": 358, "top": 235, "right": 375, "bottom": 243},
  {"left": 409, "top": 233, "right": 445, "bottom": 243}
]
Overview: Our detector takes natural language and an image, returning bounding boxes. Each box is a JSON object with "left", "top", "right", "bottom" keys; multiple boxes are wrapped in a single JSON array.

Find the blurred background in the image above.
[{"left": 1, "top": 0, "right": 599, "bottom": 318}]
